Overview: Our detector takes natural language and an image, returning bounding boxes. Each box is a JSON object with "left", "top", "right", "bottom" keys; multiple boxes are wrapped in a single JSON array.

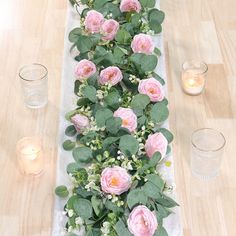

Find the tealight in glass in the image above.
[{"left": 182, "top": 60, "right": 208, "bottom": 95}]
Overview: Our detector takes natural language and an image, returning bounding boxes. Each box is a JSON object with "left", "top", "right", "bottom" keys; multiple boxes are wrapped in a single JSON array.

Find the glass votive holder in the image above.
[
  {"left": 16, "top": 137, "right": 44, "bottom": 176},
  {"left": 181, "top": 60, "right": 208, "bottom": 95},
  {"left": 191, "top": 128, "right": 226, "bottom": 180},
  {"left": 19, "top": 63, "right": 48, "bottom": 109}
]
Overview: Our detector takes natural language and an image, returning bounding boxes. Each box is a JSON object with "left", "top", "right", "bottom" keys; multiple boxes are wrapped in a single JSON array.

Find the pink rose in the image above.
[
  {"left": 71, "top": 114, "right": 90, "bottom": 133},
  {"left": 138, "top": 78, "right": 165, "bottom": 102},
  {"left": 99, "top": 66, "right": 123, "bottom": 86},
  {"left": 145, "top": 132, "right": 168, "bottom": 158},
  {"left": 74, "top": 59, "right": 96, "bottom": 81},
  {"left": 102, "top": 19, "right": 120, "bottom": 41},
  {"left": 114, "top": 107, "right": 137, "bottom": 133},
  {"left": 128, "top": 205, "right": 158, "bottom": 236},
  {"left": 84, "top": 10, "right": 104, "bottom": 33},
  {"left": 131, "top": 34, "right": 154, "bottom": 54},
  {"left": 120, "top": 0, "right": 141, "bottom": 13},
  {"left": 101, "top": 166, "right": 132, "bottom": 195}
]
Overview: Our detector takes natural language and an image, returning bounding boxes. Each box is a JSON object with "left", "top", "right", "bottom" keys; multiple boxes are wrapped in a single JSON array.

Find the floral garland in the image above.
[{"left": 56, "top": 0, "right": 178, "bottom": 235}]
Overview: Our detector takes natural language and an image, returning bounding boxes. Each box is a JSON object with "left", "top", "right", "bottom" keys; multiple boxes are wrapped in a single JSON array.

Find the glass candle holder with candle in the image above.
[
  {"left": 181, "top": 60, "right": 208, "bottom": 95},
  {"left": 16, "top": 137, "right": 44, "bottom": 176}
]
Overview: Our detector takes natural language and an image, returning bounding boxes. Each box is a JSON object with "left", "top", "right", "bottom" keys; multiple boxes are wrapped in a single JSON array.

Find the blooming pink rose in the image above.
[
  {"left": 74, "top": 59, "right": 96, "bottom": 81},
  {"left": 120, "top": 0, "right": 141, "bottom": 13},
  {"left": 128, "top": 205, "right": 158, "bottom": 236},
  {"left": 145, "top": 132, "right": 168, "bottom": 158},
  {"left": 71, "top": 114, "right": 90, "bottom": 133},
  {"left": 84, "top": 10, "right": 104, "bottom": 33},
  {"left": 99, "top": 66, "right": 123, "bottom": 85},
  {"left": 138, "top": 78, "right": 165, "bottom": 102},
  {"left": 101, "top": 19, "right": 120, "bottom": 41},
  {"left": 131, "top": 34, "right": 154, "bottom": 54},
  {"left": 114, "top": 107, "right": 137, "bottom": 133},
  {"left": 101, "top": 166, "right": 132, "bottom": 195}
]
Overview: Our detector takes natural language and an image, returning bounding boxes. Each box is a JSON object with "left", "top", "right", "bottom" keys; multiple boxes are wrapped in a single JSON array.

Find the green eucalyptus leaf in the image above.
[
  {"left": 72, "top": 147, "right": 93, "bottom": 163},
  {"left": 131, "top": 94, "right": 150, "bottom": 110},
  {"left": 115, "top": 29, "right": 132, "bottom": 44},
  {"left": 67, "top": 162, "right": 82, "bottom": 174},
  {"left": 55, "top": 185, "right": 69, "bottom": 198},
  {"left": 91, "top": 196, "right": 104, "bottom": 216},
  {"left": 65, "top": 125, "right": 77, "bottom": 137},
  {"left": 119, "top": 135, "right": 139, "bottom": 156},
  {"left": 102, "top": 136, "right": 120, "bottom": 149},
  {"left": 69, "top": 28, "right": 82, "bottom": 43},
  {"left": 142, "top": 182, "right": 161, "bottom": 199},
  {"left": 73, "top": 198, "right": 93, "bottom": 219},
  {"left": 105, "top": 200, "right": 124, "bottom": 213},
  {"left": 81, "top": 85, "right": 97, "bottom": 103},
  {"left": 154, "top": 226, "right": 168, "bottom": 236},
  {"left": 146, "top": 174, "right": 165, "bottom": 191},
  {"left": 106, "top": 117, "right": 122, "bottom": 134},
  {"left": 63, "top": 140, "right": 76, "bottom": 151},
  {"left": 148, "top": 9, "right": 165, "bottom": 25},
  {"left": 95, "top": 108, "right": 113, "bottom": 127},
  {"left": 150, "top": 102, "right": 169, "bottom": 123},
  {"left": 157, "top": 128, "right": 174, "bottom": 144},
  {"left": 157, "top": 193, "right": 179, "bottom": 208},
  {"left": 94, "top": 0, "right": 110, "bottom": 9},
  {"left": 104, "top": 89, "right": 121, "bottom": 109},
  {"left": 127, "top": 188, "right": 148, "bottom": 209},
  {"left": 140, "top": 0, "right": 155, "bottom": 8},
  {"left": 115, "top": 219, "right": 132, "bottom": 236},
  {"left": 152, "top": 72, "right": 165, "bottom": 85}
]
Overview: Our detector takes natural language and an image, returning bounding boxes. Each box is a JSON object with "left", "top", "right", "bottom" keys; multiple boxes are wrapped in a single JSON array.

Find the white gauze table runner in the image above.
[{"left": 52, "top": 1, "right": 182, "bottom": 235}]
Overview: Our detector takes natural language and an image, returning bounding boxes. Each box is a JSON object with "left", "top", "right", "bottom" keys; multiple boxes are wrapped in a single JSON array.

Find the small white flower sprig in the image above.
[{"left": 55, "top": 0, "right": 178, "bottom": 235}]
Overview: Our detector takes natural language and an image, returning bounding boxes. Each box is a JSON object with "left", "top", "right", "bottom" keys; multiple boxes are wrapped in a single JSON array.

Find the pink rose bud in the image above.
[
  {"left": 101, "top": 19, "right": 120, "bottom": 41},
  {"left": 101, "top": 166, "right": 132, "bottom": 195},
  {"left": 145, "top": 132, "right": 168, "bottom": 158},
  {"left": 71, "top": 114, "right": 90, "bottom": 133},
  {"left": 120, "top": 0, "right": 142, "bottom": 13},
  {"left": 84, "top": 10, "right": 104, "bottom": 33},
  {"left": 127, "top": 205, "right": 158, "bottom": 236},
  {"left": 131, "top": 34, "right": 154, "bottom": 54},
  {"left": 138, "top": 78, "right": 165, "bottom": 102},
  {"left": 114, "top": 107, "right": 137, "bottom": 133},
  {"left": 74, "top": 59, "right": 96, "bottom": 82},
  {"left": 99, "top": 66, "right": 123, "bottom": 86}
]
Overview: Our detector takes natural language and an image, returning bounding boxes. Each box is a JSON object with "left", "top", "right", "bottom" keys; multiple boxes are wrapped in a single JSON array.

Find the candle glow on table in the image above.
[
  {"left": 17, "top": 137, "right": 44, "bottom": 175},
  {"left": 181, "top": 61, "right": 207, "bottom": 95}
]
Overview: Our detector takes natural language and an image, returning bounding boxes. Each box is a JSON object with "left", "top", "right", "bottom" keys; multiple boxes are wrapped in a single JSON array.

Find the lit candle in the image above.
[
  {"left": 17, "top": 137, "right": 44, "bottom": 175},
  {"left": 181, "top": 61, "right": 208, "bottom": 95}
]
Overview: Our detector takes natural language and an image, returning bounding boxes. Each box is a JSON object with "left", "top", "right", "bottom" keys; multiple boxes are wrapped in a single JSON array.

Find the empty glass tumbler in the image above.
[
  {"left": 191, "top": 128, "right": 226, "bottom": 180},
  {"left": 19, "top": 63, "right": 48, "bottom": 108}
]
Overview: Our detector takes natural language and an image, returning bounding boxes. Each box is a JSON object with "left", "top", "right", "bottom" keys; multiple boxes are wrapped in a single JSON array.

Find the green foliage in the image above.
[
  {"left": 127, "top": 188, "right": 148, "bottom": 209},
  {"left": 73, "top": 197, "right": 93, "bottom": 219},
  {"left": 72, "top": 147, "right": 93, "bottom": 163},
  {"left": 150, "top": 102, "right": 169, "bottom": 123},
  {"left": 115, "top": 29, "right": 132, "bottom": 44},
  {"left": 115, "top": 219, "right": 132, "bottom": 236},
  {"left": 65, "top": 125, "right": 77, "bottom": 137},
  {"left": 95, "top": 108, "right": 113, "bottom": 127},
  {"left": 81, "top": 85, "right": 98, "bottom": 103},
  {"left": 55, "top": 185, "right": 69, "bottom": 198},
  {"left": 131, "top": 94, "right": 150, "bottom": 110},
  {"left": 63, "top": 140, "right": 76, "bottom": 151},
  {"left": 119, "top": 135, "right": 139, "bottom": 156},
  {"left": 106, "top": 117, "right": 122, "bottom": 134},
  {"left": 130, "top": 53, "right": 158, "bottom": 73}
]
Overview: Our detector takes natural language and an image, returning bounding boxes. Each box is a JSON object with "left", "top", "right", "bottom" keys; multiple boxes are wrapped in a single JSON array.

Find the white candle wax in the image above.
[
  {"left": 17, "top": 138, "right": 44, "bottom": 175},
  {"left": 182, "top": 70, "right": 205, "bottom": 95}
]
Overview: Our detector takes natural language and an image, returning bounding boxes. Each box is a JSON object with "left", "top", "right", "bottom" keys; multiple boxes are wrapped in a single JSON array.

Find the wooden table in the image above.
[{"left": 0, "top": 0, "right": 236, "bottom": 235}]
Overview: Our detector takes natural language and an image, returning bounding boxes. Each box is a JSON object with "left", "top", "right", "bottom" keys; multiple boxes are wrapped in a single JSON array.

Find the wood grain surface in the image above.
[{"left": 0, "top": 0, "right": 236, "bottom": 235}]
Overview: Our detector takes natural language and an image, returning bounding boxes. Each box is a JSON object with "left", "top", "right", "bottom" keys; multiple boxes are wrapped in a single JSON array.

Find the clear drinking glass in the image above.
[
  {"left": 191, "top": 128, "right": 226, "bottom": 180},
  {"left": 19, "top": 63, "right": 48, "bottom": 108},
  {"left": 182, "top": 60, "right": 208, "bottom": 95}
]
